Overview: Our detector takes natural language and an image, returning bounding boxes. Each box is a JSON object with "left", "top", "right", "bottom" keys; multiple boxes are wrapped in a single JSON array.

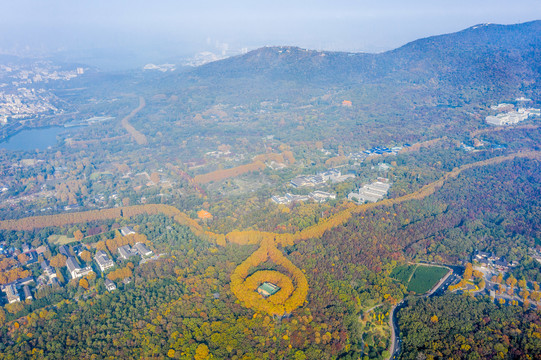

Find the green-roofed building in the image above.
[{"left": 257, "top": 282, "right": 280, "bottom": 297}]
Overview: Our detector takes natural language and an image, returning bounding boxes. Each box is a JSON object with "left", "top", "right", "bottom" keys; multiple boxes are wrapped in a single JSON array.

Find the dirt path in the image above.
[
  {"left": 406, "top": 264, "right": 419, "bottom": 284},
  {"left": 120, "top": 96, "right": 147, "bottom": 145}
]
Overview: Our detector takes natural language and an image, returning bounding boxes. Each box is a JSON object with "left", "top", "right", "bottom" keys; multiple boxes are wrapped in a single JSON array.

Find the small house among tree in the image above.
[
  {"left": 105, "top": 279, "right": 117, "bottom": 292},
  {"left": 120, "top": 226, "right": 136, "bottom": 237}
]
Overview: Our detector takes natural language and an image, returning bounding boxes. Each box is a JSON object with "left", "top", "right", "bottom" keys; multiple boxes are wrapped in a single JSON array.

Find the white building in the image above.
[
  {"left": 348, "top": 179, "right": 391, "bottom": 204},
  {"left": 41, "top": 260, "right": 56, "bottom": 278},
  {"left": 486, "top": 111, "right": 529, "bottom": 125},
  {"left": 310, "top": 191, "right": 337, "bottom": 202},
  {"left": 134, "top": 243, "right": 153, "bottom": 257},
  {"left": 4, "top": 284, "right": 20, "bottom": 303},
  {"left": 95, "top": 250, "right": 115, "bottom": 272},
  {"left": 118, "top": 245, "right": 137, "bottom": 260},
  {"left": 105, "top": 279, "right": 117, "bottom": 292},
  {"left": 66, "top": 257, "right": 93, "bottom": 279},
  {"left": 290, "top": 169, "right": 355, "bottom": 188},
  {"left": 120, "top": 226, "right": 136, "bottom": 237}
]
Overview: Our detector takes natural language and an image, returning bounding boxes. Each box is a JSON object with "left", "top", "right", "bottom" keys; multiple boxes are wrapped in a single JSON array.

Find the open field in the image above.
[
  {"left": 407, "top": 265, "right": 449, "bottom": 294},
  {"left": 390, "top": 264, "right": 416, "bottom": 285},
  {"left": 48, "top": 234, "right": 77, "bottom": 245}
]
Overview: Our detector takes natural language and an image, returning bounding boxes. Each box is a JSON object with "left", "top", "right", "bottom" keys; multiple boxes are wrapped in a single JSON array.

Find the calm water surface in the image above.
[{"left": 0, "top": 127, "right": 64, "bottom": 151}]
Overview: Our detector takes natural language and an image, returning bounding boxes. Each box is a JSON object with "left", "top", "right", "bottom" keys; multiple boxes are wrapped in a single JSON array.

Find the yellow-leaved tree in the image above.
[{"left": 194, "top": 343, "right": 210, "bottom": 360}]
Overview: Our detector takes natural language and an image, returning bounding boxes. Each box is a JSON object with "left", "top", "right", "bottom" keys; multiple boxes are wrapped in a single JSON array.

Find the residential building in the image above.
[
  {"left": 104, "top": 279, "right": 116, "bottom": 292},
  {"left": 95, "top": 250, "right": 114, "bottom": 272},
  {"left": 348, "top": 179, "right": 391, "bottom": 204},
  {"left": 272, "top": 190, "right": 337, "bottom": 204},
  {"left": 58, "top": 245, "right": 70, "bottom": 257},
  {"left": 134, "top": 243, "right": 153, "bottom": 257},
  {"left": 23, "top": 285, "right": 32, "bottom": 300},
  {"left": 24, "top": 250, "right": 38, "bottom": 265},
  {"left": 494, "top": 257, "right": 510, "bottom": 270},
  {"left": 120, "top": 226, "right": 136, "bottom": 237},
  {"left": 17, "top": 276, "right": 34, "bottom": 286},
  {"left": 118, "top": 245, "right": 137, "bottom": 260},
  {"left": 486, "top": 111, "right": 528, "bottom": 125},
  {"left": 35, "top": 245, "right": 49, "bottom": 255},
  {"left": 4, "top": 284, "right": 20, "bottom": 303},
  {"left": 290, "top": 169, "right": 354, "bottom": 189},
  {"left": 310, "top": 191, "right": 337, "bottom": 202},
  {"left": 271, "top": 195, "right": 289, "bottom": 205},
  {"left": 66, "top": 256, "right": 93, "bottom": 279},
  {"left": 41, "top": 260, "right": 56, "bottom": 278}
]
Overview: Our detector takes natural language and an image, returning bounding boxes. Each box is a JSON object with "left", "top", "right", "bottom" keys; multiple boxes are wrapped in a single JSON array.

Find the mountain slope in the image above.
[{"left": 190, "top": 20, "right": 541, "bottom": 95}]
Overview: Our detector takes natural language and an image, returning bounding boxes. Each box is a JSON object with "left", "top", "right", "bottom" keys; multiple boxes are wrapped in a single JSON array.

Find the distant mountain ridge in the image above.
[{"left": 192, "top": 20, "right": 541, "bottom": 94}]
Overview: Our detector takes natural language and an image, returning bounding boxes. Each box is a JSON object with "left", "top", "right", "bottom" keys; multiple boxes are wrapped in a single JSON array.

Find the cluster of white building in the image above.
[
  {"left": 0, "top": 88, "right": 58, "bottom": 122},
  {"left": 290, "top": 169, "right": 355, "bottom": 188},
  {"left": 0, "top": 63, "right": 83, "bottom": 85},
  {"left": 0, "top": 228, "right": 157, "bottom": 303},
  {"left": 143, "top": 63, "right": 176, "bottom": 72},
  {"left": 348, "top": 178, "right": 391, "bottom": 204},
  {"left": 118, "top": 242, "right": 153, "bottom": 260},
  {"left": 486, "top": 103, "right": 540, "bottom": 126},
  {"left": 271, "top": 190, "right": 337, "bottom": 205},
  {"left": 1, "top": 277, "right": 34, "bottom": 304},
  {"left": 0, "top": 62, "right": 85, "bottom": 123}
]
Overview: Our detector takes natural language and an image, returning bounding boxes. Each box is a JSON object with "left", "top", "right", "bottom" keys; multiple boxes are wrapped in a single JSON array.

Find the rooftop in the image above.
[{"left": 257, "top": 282, "right": 280, "bottom": 297}]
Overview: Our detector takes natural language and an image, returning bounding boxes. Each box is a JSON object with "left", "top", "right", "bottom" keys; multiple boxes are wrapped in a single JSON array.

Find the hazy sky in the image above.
[{"left": 1, "top": 0, "right": 540, "bottom": 69}]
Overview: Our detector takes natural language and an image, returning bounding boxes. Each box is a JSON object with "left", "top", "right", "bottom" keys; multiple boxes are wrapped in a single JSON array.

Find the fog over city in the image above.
[{"left": 1, "top": 0, "right": 540, "bottom": 69}]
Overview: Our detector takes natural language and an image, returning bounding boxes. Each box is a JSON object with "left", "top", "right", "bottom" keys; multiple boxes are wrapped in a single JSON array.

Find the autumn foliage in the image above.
[
  {"left": 325, "top": 156, "right": 348, "bottom": 167},
  {"left": 253, "top": 151, "right": 295, "bottom": 165},
  {"left": 0, "top": 258, "right": 18, "bottom": 271},
  {"left": 193, "top": 160, "right": 266, "bottom": 184},
  {"left": 197, "top": 210, "right": 212, "bottom": 219},
  {"left": 0, "top": 268, "right": 32, "bottom": 285},
  {"left": 0, "top": 204, "right": 187, "bottom": 231},
  {"left": 399, "top": 137, "right": 446, "bottom": 153},
  {"left": 1, "top": 152, "right": 540, "bottom": 262},
  {"left": 102, "top": 233, "right": 148, "bottom": 254},
  {"left": 50, "top": 254, "right": 67, "bottom": 268},
  {"left": 107, "top": 264, "right": 133, "bottom": 281},
  {"left": 244, "top": 270, "right": 294, "bottom": 306},
  {"left": 230, "top": 239, "right": 309, "bottom": 316}
]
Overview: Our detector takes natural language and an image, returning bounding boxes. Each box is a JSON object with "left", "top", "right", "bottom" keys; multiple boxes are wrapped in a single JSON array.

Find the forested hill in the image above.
[{"left": 189, "top": 21, "right": 541, "bottom": 93}]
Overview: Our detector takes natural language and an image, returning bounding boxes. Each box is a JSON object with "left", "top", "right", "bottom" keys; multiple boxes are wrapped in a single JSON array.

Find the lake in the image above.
[{"left": 0, "top": 126, "right": 65, "bottom": 151}]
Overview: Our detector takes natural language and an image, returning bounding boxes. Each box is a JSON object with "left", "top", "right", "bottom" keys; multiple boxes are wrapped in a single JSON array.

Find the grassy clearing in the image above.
[
  {"left": 390, "top": 264, "right": 417, "bottom": 285},
  {"left": 48, "top": 234, "right": 77, "bottom": 245},
  {"left": 89, "top": 171, "right": 113, "bottom": 181},
  {"left": 407, "top": 265, "right": 449, "bottom": 294}
]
